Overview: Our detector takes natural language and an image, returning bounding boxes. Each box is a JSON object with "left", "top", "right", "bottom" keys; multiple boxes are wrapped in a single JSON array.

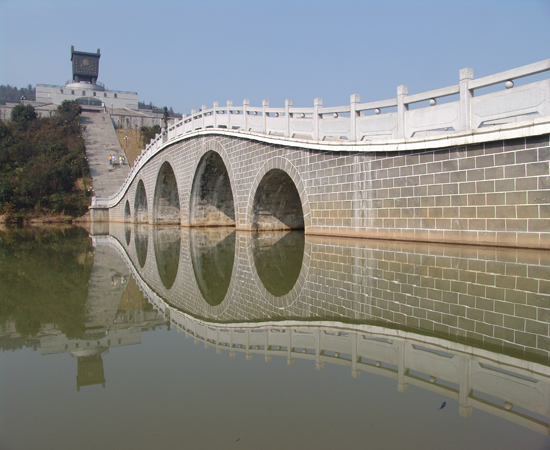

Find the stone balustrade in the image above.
[{"left": 91, "top": 59, "right": 550, "bottom": 211}]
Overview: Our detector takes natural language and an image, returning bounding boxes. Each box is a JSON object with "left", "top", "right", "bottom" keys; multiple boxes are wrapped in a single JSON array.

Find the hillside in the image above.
[{"left": 0, "top": 101, "right": 91, "bottom": 222}]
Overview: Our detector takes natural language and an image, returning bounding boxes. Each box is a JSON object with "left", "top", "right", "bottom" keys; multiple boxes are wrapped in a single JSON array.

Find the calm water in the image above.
[{"left": 1, "top": 224, "right": 550, "bottom": 450}]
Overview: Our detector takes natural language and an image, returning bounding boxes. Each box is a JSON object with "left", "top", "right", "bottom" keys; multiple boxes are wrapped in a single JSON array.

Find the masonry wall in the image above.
[{"left": 105, "top": 132, "right": 550, "bottom": 249}]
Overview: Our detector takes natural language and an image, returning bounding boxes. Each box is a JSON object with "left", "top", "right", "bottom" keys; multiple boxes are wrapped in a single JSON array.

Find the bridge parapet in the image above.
[
  {"left": 166, "top": 59, "right": 550, "bottom": 142},
  {"left": 91, "top": 59, "right": 550, "bottom": 209}
]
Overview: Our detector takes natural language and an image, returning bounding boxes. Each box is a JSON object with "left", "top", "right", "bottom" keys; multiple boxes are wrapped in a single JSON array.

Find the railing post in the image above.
[
  {"left": 191, "top": 109, "right": 196, "bottom": 131},
  {"left": 350, "top": 94, "right": 360, "bottom": 141},
  {"left": 227, "top": 100, "right": 232, "bottom": 130},
  {"left": 262, "top": 99, "right": 269, "bottom": 134},
  {"left": 285, "top": 99, "right": 292, "bottom": 137},
  {"left": 313, "top": 97, "right": 322, "bottom": 141},
  {"left": 201, "top": 105, "right": 206, "bottom": 130},
  {"left": 243, "top": 99, "right": 249, "bottom": 131},
  {"left": 397, "top": 85, "right": 408, "bottom": 139},
  {"left": 213, "top": 101, "right": 218, "bottom": 128},
  {"left": 460, "top": 68, "right": 474, "bottom": 131}
]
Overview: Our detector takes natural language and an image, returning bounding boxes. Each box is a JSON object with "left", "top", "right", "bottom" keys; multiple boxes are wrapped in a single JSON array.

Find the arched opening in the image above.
[
  {"left": 189, "top": 151, "right": 235, "bottom": 227},
  {"left": 134, "top": 180, "right": 149, "bottom": 223},
  {"left": 124, "top": 200, "right": 131, "bottom": 222},
  {"left": 153, "top": 162, "right": 181, "bottom": 225},
  {"left": 253, "top": 231, "right": 304, "bottom": 297},
  {"left": 252, "top": 169, "right": 304, "bottom": 230},
  {"left": 189, "top": 229, "right": 235, "bottom": 306},
  {"left": 134, "top": 225, "right": 148, "bottom": 268},
  {"left": 154, "top": 227, "right": 181, "bottom": 290}
]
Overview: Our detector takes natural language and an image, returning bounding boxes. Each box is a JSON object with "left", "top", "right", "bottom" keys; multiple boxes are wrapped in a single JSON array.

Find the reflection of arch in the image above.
[
  {"left": 247, "top": 157, "right": 310, "bottom": 231},
  {"left": 124, "top": 224, "right": 131, "bottom": 246},
  {"left": 134, "top": 179, "right": 148, "bottom": 223},
  {"left": 189, "top": 151, "right": 235, "bottom": 227},
  {"left": 124, "top": 200, "right": 131, "bottom": 222},
  {"left": 134, "top": 225, "right": 149, "bottom": 268},
  {"left": 245, "top": 232, "right": 311, "bottom": 309},
  {"left": 154, "top": 227, "right": 181, "bottom": 290},
  {"left": 252, "top": 231, "right": 305, "bottom": 297},
  {"left": 189, "top": 229, "right": 236, "bottom": 306},
  {"left": 153, "top": 161, "right": 181, "bottom": 224}
]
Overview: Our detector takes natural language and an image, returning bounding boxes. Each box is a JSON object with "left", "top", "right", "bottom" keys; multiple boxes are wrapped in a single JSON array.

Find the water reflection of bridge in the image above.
[{"left": 92, "top": 223, "right": 550, "bottom": 434}]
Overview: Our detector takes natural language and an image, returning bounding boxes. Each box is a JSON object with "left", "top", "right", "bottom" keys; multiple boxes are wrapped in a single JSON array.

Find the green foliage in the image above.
[
  {"left": 162, "top": 106, "right": 169, "bottom": 129},
  {"left": 0, "top": 84, "right": 35, "bottom": 104},
  {"left": 138, "top": 100, "right": 179, "bottom": 116},
  {"left": 0, "top": 100, "right": 90, "bottom": 216},
  {"left": 140, "top": 124, "right": 161, "bottom": 147},
  {"left": 0, "top": 227, "right": 93, "bottom": 339},
  {"left": 10, "top": 104, "right": 38, "bottom": 128}
]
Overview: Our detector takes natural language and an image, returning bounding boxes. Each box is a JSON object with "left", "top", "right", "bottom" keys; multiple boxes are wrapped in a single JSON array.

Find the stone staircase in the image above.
[{"left": 81, "top": 112, "right": 130, "bottom": 198}]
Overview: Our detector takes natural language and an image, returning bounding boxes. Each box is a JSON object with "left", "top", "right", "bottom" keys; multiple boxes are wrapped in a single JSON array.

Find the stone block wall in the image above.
[{"left": 103, "top": 132, "right": 550, "bottom": 249}]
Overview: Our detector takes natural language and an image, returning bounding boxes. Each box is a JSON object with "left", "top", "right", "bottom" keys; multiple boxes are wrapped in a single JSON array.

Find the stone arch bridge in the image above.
[{"left": 91, "top": 59, "right": 550, "bottom": 249}]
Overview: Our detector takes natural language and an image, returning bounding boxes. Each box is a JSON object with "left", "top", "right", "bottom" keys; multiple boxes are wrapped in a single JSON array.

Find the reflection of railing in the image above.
[
  {"left": 95, "top": 232, "right": 550, "bottom": 435},
  {"left": 90, "top": 59, "right": 550, "bottom": 210}
]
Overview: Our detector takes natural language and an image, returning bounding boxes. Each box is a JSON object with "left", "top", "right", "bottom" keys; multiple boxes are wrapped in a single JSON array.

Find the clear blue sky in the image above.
[{"left": 1, "top": 0, "right": 549, "bottom": 113}]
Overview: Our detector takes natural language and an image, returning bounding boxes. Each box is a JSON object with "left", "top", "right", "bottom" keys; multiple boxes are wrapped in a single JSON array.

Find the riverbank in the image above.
[{"left": 0, "top": 211, "right": 91, "bottom": 225}]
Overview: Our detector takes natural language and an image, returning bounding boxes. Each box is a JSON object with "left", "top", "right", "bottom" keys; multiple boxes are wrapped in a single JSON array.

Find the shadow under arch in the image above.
[
  {"left": 252, "top": 169, "right": 304, "bottom": 230},
  {"left": 134, "top": 179, "right": 149, "bottom": 223},
  {"left": 189, "top": 228, "right": 236, "bottom": 306},
  {"left": 189, "top": 150, "right": 235, "bottom": 227},
  {"left": 252, "top": 231, "right": 305, "bottom": 297},
  {"left": 153, "top": 161, "right": 181, "bottom": 225},
  {"left": 124, "top": 200, "right": 131, "bottom": 222},
  {"left": 154, "top": 227, "right": 181, "bottom": 290},
  {"left": 134, "top": 224, "right": 149, "bottom": 268}
]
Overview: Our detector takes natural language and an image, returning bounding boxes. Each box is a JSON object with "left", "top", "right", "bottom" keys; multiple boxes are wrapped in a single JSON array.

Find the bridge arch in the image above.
[
  {"left": 153, "top": 159, "right": 181, "bottom": 225},
  {"left": 134, "top": 178, "right": 149, "bottom": 223},
  {"left": 124, "top": 200, "right": 131, "bottom": 221},
  {"left": 247, "top": 157, "right": 310, "bottom": 231},
  {"left": 189, "top": 140, "right": 236, "bottom": 227}
]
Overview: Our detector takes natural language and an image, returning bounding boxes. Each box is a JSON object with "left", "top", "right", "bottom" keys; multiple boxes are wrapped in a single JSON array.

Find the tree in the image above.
[
  {"left": 10, "top": 104, "right": 37, "bottom": 127},
  {"left": 56, "top": 100, "right": 82, "bottom": 125},
  {"left": 140, "top": 124, "right": 161, "bottom": 147},
  {"left": 162, "top": 106, "right": 169, "bottom": 129}
]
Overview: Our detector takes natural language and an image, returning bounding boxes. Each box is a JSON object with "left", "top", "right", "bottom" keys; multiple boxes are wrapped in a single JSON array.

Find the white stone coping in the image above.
[{"left": 91, "top": 116, "right": 550, "bottom": 209}]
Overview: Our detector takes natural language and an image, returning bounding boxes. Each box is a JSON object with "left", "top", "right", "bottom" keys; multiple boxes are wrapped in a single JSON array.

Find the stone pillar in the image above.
[
  {"left": 230, "top": 329, "right": 235, "bottom": 358},
  {"left": 227, "top": 100, "right": 232, "bottom": 130},
  {"left": 243, "top": 99, "right": 249, "bottom": 131},
  {"left": 91, "top": 208, "right": 109, "bottom": 223},
  {"left": 285, "top": 99, "right": 293, "bottom": 137},
  {"left": 191, "top": 109, "right": 196, "bottom": 131},
  {"left": 246, "top": 329, "right": 252, "bottom": 360},
  {"left": 213, "top": 101, "right": 219, "bottom": 128},
  {"left": 315, "top": 329, "right": 324, "bottom": 370},
  {"left": 287, "top": 329, "right": 294, "bottom": 366},
  {"left": 262, "top": 100, "right": 269, "bottom": 134},
  {"left": 265, "top": 329, "right": 271, "bottom": 363},
  {"left": 459, "top": 357, "right": 473, "bottom": 417},
  {"left": 313, "top": 98, "right": 322, "bottom": 141},
  {"left": 397, "top": 85, "right": 408, "bottom": 139},
  {"left": 397, "top": 340, "right": 409, "bottom": 393},
  {"left": 350, "top": 94, "right": 360, "bottom": 142},
  {"left": 351, "top": 333, "right": 361, "bottom": 378},
  {"left": 201, "top": 105, "right": 207, "bottom": 130},
  {"left": 460, "top": 68, "right": 474, "bottom": 131}
]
